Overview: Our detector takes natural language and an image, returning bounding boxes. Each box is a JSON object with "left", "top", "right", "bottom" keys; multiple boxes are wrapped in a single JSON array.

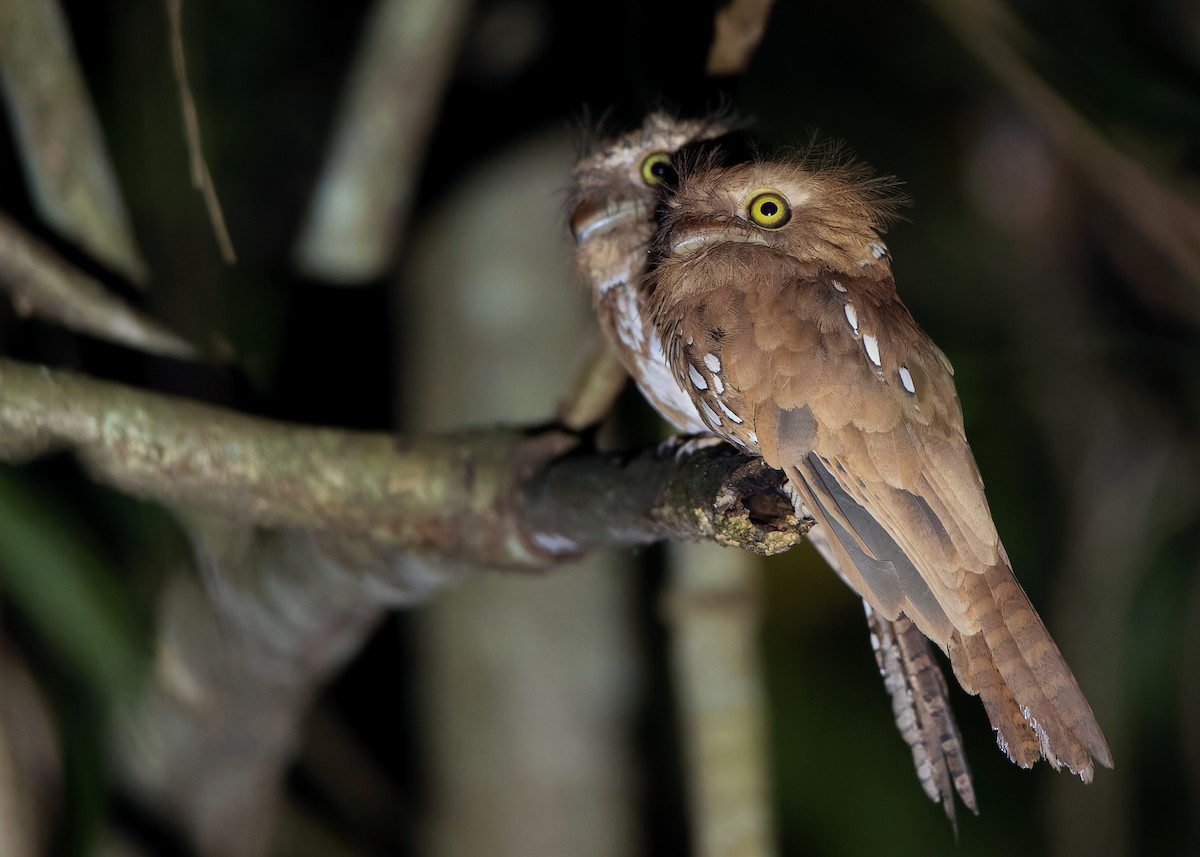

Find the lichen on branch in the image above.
[{"left": 0, "top": 359, "right": 805, "bottom": 567}]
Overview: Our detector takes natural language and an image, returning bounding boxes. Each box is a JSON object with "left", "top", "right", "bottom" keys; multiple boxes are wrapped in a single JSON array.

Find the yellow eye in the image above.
[
  {"left": 747, "top": 190, "right": 791, "bottom": 228},
  {"left": 640, "top": 151, "right": 674, "bottom": 186}
]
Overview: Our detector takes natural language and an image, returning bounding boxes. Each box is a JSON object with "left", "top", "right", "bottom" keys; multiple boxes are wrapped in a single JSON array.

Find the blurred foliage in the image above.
[
  {"left": 0, "top": 467, "right": 146, "bottom": 697},
  {"left": 0, "top": 0, "right": 1197, "bottom": 855}
]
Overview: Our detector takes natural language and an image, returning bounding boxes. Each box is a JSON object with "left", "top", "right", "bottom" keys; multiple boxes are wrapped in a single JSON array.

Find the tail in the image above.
[
  {"left": 946, "top": 556, "right": 1113, "bottom": 780},
  {"left": 864, "top": 602, "right": 976, "bottom": 825},
  {"left": 807, "top": 524, "right": 975, "bottom": 820},
  {"left": 791, "top": 469, "right": 1112, "bottom": 781}
]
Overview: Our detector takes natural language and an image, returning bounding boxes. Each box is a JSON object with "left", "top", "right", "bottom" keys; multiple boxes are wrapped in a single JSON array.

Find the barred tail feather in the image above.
[
  {"left": 948, "top": 562, "right": 1112, "bottom": 780},
  {"left": 808, "top": 522, "right": 976, "bottom": 820},
  {"left": 866, "top": 603, "right": 976, "bottom": 824}
]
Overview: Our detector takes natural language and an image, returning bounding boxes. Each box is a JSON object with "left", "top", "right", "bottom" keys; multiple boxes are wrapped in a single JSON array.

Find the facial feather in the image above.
[{"left": 652, "top": 159, "right": 904, "bottom": 295}]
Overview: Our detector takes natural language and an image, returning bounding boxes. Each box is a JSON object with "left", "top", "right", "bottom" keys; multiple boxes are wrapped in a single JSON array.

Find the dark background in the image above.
[{"left": 1, "top": 0, "right": 1197, "bottom": 854}]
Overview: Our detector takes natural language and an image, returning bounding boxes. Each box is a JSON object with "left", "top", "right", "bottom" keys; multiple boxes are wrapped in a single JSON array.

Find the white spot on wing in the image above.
[
  {"left": 863, "top": 334, "right": 881, "bottom": 367},
  {"left": 686, "top": 336, "right": 693, "bottom": 346},
  {"left": 870, "top": 241, "right": 888, "bottom": 259},
  {"left": 704, "top": 353, "right": 721, "bottom": 373},
  {"left": 748, "top": 431, "right": 758, "bottom": 444},
  {"left": 716, "top": 399, "right": 743, "bottom": 424},
  {"left": 688, "top": 364, "right": 708, "bottom": 390},
  {"left": 831, "top": 279, "right": 847, "bottom": 293},
  {"left": 844, "top": 304, "right": 859, "bottom": 335},
  {"left": 899, "top": 365, "right": 916, "bottom": 393},
  {"left": 711, "top": 373, "right": 724, "bottom": 394},
  {"left": 699, "top": 399, "right": 723, "bottom": 427}
]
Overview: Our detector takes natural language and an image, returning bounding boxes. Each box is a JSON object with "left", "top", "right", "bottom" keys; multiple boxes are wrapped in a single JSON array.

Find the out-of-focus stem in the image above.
[
  {"left": 293, "top": 0, "right": 471, "bottom": 283},
  {"left": 666, "top": 542, "right": 776, "bottom": 857},
  {"left": 408, "top": 130, "right": 639, "bottom": 857},
  {"left": 0, "top": 644, "right": 61, "bottom": 857},
  {"left": 707, "top": 0, "right": 777, "bottom": 76},
  {"left": 557, "top": 343, "right": 630, "bottom": 432},
  {"left": 0, "top": 0, "right": 148, "bottom": 283},
  {"left": 166, "top": 0, "right": 236, "bottom": 264},
  {"left": 0, "top": 213, "right": 196, "bottom": 358}
]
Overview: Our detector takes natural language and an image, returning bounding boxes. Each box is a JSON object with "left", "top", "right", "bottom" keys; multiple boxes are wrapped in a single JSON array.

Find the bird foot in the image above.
[{"left": 657, "top": 433, "right": 727, "bottom": 462}]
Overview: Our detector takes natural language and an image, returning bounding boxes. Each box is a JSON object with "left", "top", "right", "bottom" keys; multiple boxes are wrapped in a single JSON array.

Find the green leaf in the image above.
[{"left": 0, "top": 468, "right": 146, "bottom": 698}]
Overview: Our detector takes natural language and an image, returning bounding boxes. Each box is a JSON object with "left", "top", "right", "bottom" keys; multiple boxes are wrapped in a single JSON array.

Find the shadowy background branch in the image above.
[
  {"left": 0, "top": 214, "right": 196, "bottom": 358},
  {"left": 165, "top": 0, "right": 236, "bottom": 265},
  {"left": 0, "top": 0, "right": 147, "bottom": 284},
  {"left": 293, "top": 0, "right": 471, "bottom": 282}
]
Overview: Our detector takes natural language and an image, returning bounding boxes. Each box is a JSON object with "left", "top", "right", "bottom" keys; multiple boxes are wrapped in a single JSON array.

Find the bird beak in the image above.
[
  {"left": 669, "top": 218, "right": 767, "bottom": 257},
  {"left": 570, "top": 198, "right": 646, "bottom": 245}
]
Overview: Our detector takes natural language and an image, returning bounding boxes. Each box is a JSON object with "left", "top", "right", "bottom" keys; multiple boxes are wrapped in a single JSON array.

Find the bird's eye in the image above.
[
  {"left": 640, "top": 151, "right": 675, "bottom": 187},
  {"left": 747, "top": 190, "right": 791, "bottom": 229}
]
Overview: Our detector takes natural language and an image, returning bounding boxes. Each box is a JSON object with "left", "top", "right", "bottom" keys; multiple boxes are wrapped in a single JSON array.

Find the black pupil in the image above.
[
  {"left": 650, "top": 160, "right": 669, "bottom": 177},
  {"left": 759, "top": 200, "right": 779, "bottom": 217}
]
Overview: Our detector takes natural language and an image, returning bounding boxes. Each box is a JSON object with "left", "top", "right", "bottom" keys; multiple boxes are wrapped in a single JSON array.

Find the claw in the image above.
[{"left": 657, "top": 432, "right": 727, "bottom": 462}]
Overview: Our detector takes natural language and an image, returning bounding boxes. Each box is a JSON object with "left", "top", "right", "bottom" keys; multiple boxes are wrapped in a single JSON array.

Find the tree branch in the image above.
[
  {"left": 0, "top": 214, "right": 197, "bottom": 359},
  {"left": 0, "top": 0, "right": 148, "bottom": 283},
  {"left": 293, "top": 0, "right": 471, "bottom": 282},
  {"left": 706, "top": 0, "right": 777, "bottom": 76},
  {"left": 555, "top": 342, "right": 630, "bottom": 433},
  {"left": 522, "top": 440, "right": 801, "bottom": 557},
  {"left": 165, "top": 0, "right": 236, "bottom": 264},
  {"left": 0, "top": 350, "right": 794, "bottom": 855},
  {"left": 666, "top": 544, "right": 775, "bottom": 857},
  {"left": 0, "top": 359, "right": 804, "bottom": 564},
  {"left": 0, "top": 358, "right": 806, "bottom": 855}
]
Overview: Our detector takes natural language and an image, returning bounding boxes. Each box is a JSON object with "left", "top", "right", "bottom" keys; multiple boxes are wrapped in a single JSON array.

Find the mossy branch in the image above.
[{"left": 0, "top": 359, "right": 804, "bottom": 567}]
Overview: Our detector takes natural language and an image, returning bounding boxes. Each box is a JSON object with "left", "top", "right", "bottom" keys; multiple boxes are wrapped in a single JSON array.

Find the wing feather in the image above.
[{"left": 655, "top": 248, "right": 1110, "bottom": 777}]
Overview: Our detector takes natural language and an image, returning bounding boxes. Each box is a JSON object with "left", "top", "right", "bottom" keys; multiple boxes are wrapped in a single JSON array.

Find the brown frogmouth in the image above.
[
  {"left": 646, "top": 154, "right": 1113, "bottom": 784},
  {"left": 569, "top": 116, "right": 986, "bottom": 820}
]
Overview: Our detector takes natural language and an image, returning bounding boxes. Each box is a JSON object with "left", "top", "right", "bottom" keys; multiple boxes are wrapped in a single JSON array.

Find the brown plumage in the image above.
[
  {"left": 865, "top": 603, "right": 974, "bottom": 818},
  {"left": 570, "top": 118, "right": 978, "bottom": 820},
  {"left": 647, "top": 156, "right": 1112, "bottom": 781}
]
